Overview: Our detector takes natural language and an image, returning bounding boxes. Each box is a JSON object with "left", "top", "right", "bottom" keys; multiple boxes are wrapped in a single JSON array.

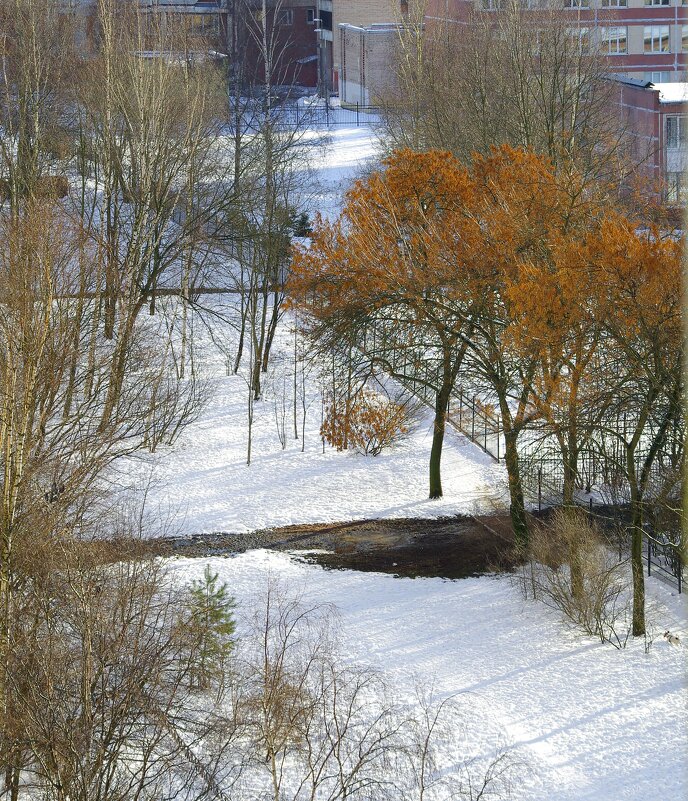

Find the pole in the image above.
[
  {"left": 647, "top": 535, "right": 651, "bottom": 577},
  {"left": 496, "top": 416, "right": 500, "bottom": 461},
  {"left": 678, "top": 560, "right": 682, "bottom": 594},
  {"left": 472, "top": 396, "right": 475, "bottom": 440},
  {"left": 538, "top": 467, "right": 542, "bottom": 512}
]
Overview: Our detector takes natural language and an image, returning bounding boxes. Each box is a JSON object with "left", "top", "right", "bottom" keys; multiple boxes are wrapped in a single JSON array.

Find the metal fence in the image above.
[
  {"left": 448, "top": 387, "right": 503, "bottom": 462},
  {"left": 270, "top": 101, "right": 380, "bottom": 129},
  {"left": 646, "top": 533, "right": 683, "bottom": 593}
]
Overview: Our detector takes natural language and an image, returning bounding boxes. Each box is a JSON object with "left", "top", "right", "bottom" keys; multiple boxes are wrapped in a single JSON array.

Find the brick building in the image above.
[
  {"left": 316, "top": 0, "right": 401, "bottom": 93},
  {"left": 426, "top": 0, "right": 688, "bottom": 84},
  {"left": 339, "top": 22, "right": 401, "bottom": 105},
  {"left": 237, "top": 0, "right": 320, "bottom": 88},
  {"left": 612, "top": 76, "right": 688, "bottom": 202}
]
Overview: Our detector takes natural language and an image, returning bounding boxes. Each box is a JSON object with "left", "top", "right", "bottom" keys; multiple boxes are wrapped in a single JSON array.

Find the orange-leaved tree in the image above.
[
  {"left": 592, "top": 217, "right": 684, "bottom": 636},
  {"left": 437, "top": 146, "right": 602, "bottom": 547},
  {"left": 291, "top": 148, "right": 482, "bottom": 501}
]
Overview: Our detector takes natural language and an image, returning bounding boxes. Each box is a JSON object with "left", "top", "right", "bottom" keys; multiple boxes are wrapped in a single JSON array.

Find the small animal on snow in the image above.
[{"left": 663, "top": 631, "right": 680, "bottom": 646}]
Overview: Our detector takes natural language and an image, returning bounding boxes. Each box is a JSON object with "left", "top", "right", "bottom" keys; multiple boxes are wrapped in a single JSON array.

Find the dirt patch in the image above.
[
  {"left": 297, "top": 515, "right": 522, "bottom": 579},
  {"left": 120, "top": 513, "right": 523, "bottom": 580}
]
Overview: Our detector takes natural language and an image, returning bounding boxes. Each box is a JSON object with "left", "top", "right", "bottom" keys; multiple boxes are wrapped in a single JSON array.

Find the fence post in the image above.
[
  {"left": 538, "top": 467, "right": 542, "bottom": 512},
  {"left": 496, "top": 416, "right": 500, "bottom": 461},
  {"left": 678, "top": 556, "right": 682, "bottom": 594},
  {"left": 459, "top": 388, "right": 463, "bottom": 429},
  {"left": 472, "top": 396, "right": 476, "bottom": 440},
  {"left": 356, "top": 101, "right": 360, "bottom": 126},
  {"left": 484, "top": 413, "right": 487, "bottom": 452},
  {"left": 647, "top": 535, "right": 651, "bottom": 577}
]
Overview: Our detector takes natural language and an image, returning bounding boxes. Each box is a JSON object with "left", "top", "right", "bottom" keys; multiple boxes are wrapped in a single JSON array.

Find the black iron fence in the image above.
[
  {"left": 646, "top": 533, "right": 683, "bottom": 593},
  {"left": 448, "top": 388, "right": 502, "bottom": 462},
  {"left": 266, "top": 101, "right": 379, "bottom": 129}
]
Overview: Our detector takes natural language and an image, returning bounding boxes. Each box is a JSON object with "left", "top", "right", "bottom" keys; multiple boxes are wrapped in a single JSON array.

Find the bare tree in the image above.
[{"left": 380, "top": 0, "right": 642, "bottom": 198}]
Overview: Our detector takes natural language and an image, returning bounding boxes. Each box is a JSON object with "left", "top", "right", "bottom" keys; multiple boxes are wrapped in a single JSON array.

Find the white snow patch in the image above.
[{"left": 168, "top": 550, "right": 688, "bottom": 801}]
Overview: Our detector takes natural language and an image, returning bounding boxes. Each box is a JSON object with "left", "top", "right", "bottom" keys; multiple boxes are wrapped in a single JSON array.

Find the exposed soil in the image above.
[{"left": 122, "top": 513, "right": 523, "bottom": 580}]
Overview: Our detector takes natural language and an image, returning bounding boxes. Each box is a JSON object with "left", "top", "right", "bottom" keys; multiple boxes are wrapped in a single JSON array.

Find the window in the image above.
[
  {"left": 482, "top": 0, "right": 505, "bottom": 8},
  {"left": 666, "top": 116, "right": 687, "bottom": 149},
  {"left": 319, "top": 9, "right": 332, "bottom": 29},
  {"left": 645, "top": 0, "right": 669, "bottom": 5},
  {"left": 683, "top": 24, "right": 688, "bottom": 52},
  {"left": 644, "top": 25, "right": 670, "bottom": 53},
  {"left": 564, "top": 0, "right": 589, "bottom": 7},
  {"left": 277, "top": 8, "right": 293, "bottom": 25},
  {"left": 602, "top": 26, "right": 627, "bottom": 54},
  {"left": 307, "top": 7, "right": 315, "bottom": 23},
  {"left": 647, "top": 70, "right": 671, "bottom": 82},
  {"left": 665, "top": 172, "right": 687, "bottom": 204},
  {"left": 568, "top": 26, "right": 590, "bottom": 53},
  {"left": 601, "top": 0, "right": 627, "bottom": 6}
]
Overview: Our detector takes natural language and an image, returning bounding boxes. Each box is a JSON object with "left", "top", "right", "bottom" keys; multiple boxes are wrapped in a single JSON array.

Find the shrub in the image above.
[
  {"left": 321, "top": 389, "right": 413, "bottom": 455},
  {"left": 521, "top": 510, "right": 631, "bottom": 648}
]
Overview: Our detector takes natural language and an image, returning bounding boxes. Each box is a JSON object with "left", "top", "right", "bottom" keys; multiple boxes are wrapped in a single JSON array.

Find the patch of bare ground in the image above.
[{"left": 101, "top": 513, "right": 524, "bottom": 580}]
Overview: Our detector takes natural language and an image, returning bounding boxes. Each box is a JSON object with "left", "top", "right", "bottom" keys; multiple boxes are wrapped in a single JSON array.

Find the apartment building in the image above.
[
  {"left": 427, "top": 0, "right": 688, "bottom": 83},
  {"left": 612, "top": 76, "right": 688, "bottom": 203},
  {"left": 238, "top": 0, "right": 320, "bottom": 88}
]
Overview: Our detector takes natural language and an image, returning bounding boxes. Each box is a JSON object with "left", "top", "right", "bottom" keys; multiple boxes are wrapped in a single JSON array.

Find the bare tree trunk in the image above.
[{"left": 293, "top": 321, "right": 299, "bottom": 440}]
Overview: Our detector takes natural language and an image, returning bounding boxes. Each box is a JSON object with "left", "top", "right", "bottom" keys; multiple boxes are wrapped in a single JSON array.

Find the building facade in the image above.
[
  {"left": 338, "top": 22, "right": 401, "bottom": 105},
  {"left": 612, "top": 76, "right": 688, "bottom": 203},
  {"left": 426, "top": 0, "right": 688, "bottom": 83},
  {"left": 316, "top": 0, "right": 401, "bottom": 93},
  {"left": 237, "top": 0, "right": 319, "bottom": 88}
]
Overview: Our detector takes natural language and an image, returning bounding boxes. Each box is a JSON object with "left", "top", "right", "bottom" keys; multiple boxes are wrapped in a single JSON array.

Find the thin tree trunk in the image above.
[
  {"left": 629, "top": 492, "right": 645, "bottom": 636},
  {"left": 429, "top": 375, "right": 452, "bottom": 499},
  {"left": 261, "top": 288, "right": 281, "bottom": 373},
  {"left": 561, "top": 442, "right": 584, "bottom": 600},
  {"left": 293, "top": 322, "right": 299, "bottom": 440},
  {"left": 502, "top": 428, "right": 529, "bottom": 549}
]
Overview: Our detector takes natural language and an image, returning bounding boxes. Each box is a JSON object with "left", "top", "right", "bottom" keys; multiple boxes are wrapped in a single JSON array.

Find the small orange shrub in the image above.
[{"left": 321, "top": 390, "right": 412, "bottom": 456}]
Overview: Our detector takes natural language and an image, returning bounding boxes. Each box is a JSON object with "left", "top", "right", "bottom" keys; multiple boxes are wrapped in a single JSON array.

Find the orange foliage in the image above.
[
  {"left": 321, "top": 390, "right": 412, "bottom": 456},
  {"left": 291, "top": 143, "right": 683, "bottom": 441}
]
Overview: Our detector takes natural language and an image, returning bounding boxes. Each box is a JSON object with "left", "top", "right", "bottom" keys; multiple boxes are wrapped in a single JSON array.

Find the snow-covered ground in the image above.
[
  {"left": 122, "top": 122, "right": 508, "bottom": 537},
  {"left": 123, "top": 300, "right": 507, "bottom": 536},
  {"left": 125, "top": 122, "right": 686, "bottom": 800},
  {"left": 170, "top": 549, "right": 687, "bottom": 801}
]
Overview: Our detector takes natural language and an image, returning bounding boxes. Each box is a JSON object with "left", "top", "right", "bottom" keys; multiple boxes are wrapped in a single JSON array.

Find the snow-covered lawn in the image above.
[
  {"left": 170, "top": 550, "right": 687, "bottom": 801},
  {"left": 126, "top": 319, "right": 507, "bottom": 535}
]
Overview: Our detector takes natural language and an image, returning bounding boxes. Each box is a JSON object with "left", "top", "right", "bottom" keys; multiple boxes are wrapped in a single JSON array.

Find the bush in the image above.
[
  {"left": 321, "top": 389, "right": 413, "bottom": 455},
  {"left": 521, "top": 510, "right": 631, "bottom": 648}
]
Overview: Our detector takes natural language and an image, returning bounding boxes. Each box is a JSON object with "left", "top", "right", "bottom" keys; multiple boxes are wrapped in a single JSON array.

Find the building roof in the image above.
[{"left": 654, "top": 83, "right": 688, "bottom": 105}]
